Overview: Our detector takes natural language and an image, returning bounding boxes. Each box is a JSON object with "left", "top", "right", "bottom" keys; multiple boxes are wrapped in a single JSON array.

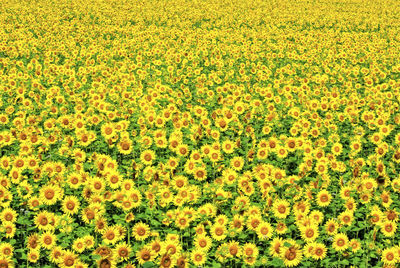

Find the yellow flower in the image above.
[
  {"left": 280, "top": 243, "right": 303, "bottom": 267},
  {"left": 210, "top": 224, "right": 227, "bottom": 241},
  {"left": 113, "top": 242, "right": 132, "bottom": 262},
  {"left": 311, "top": 242, "right": 327, "bottom": 260},
  {"left": 256, "top": 221, "right": 273, "bottom": 240},
  {"left": 381, "top": 247, "right": 398, "bottom": 266},
  {"left": 300, "top": 224, "right": 319, "bottom": 242},
  {"left": 332, "top": 233, "right": 349, "bottom": 252},
  {"left": 0, "top": 242, "right": 13, "bottom": 258},
  {"left": 40, "top": 231, "right": 57, "bottom": 250},
  {"left": 273, "top": 199, "right": 291, "bottom": 219},
  {"left": 380, "top": 221, "right": 397, "bottom": 237},
  {"left": 132, "top": 222, "right": 151, "bottom": 241},
  {"left": 39, "top": 185, "right": 62, "bottom": 206},
  {"left": 136, "top": 246, "right": 155, "bottom": 265},
  {"left": 72, "top": 238, "right": 86, "bottom": 253},
  {"left": 316, "top": 189, "right": 332, "bottom": 207},
  {"left": 102, "top": 226, "right": 120, "bottom": 245},
  {"left": 117, "top": 138, "right": 133, "bottom": 155},
  {"left": 194, "top": 235, "right": 212, "bottom": 252},
  {"left": 230, "top": 156, "right": 244, "bottom": 171},
  {"left": 191, "top": 249, "right": 207, "bottom": 266},
  {"left": 140, "top": 149, "right": 156, "bottom": 165},
  {"left": 0, "top": 208, "right": 17, "bottom": 223},
  {"left": 62, "top": 196, "right": 80, "bottom": 216},
  {"left": 331, "top": 142, "right": 343, "bottom": 156},
  {"left": 221, "top": 140, "right": 235, "bottom": 154},
  {"left": 325, "top": 219, "right": 339, "bottom": 235}
]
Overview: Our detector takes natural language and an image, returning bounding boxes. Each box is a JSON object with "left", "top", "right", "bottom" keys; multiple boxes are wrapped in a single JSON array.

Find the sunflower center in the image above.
[
  {"left": 119, "top": 249, "right": 128, "bottom": 257},
  {"left": 306, "top": 229, "right": 314, "bottom": 238},
  {"left": 137, "top": 227, "right": 146, "bottom": 236},
  {"left": 67, "top": 202, "right": 75, "bottom": 210},
  {"left": 45, "top": 189, "right": 55, "bottom": 199},
  {"left": 64, "top": 257, "right": 75, "bottom": 266},
  {"left": 337, "top": 239, "right": 345, "bottom": 247}
]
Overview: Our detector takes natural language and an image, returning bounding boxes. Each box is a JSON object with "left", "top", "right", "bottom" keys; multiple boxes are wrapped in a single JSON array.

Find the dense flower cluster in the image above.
[{"left": 1, "top": 0, "right": 400, "bottom": 267}]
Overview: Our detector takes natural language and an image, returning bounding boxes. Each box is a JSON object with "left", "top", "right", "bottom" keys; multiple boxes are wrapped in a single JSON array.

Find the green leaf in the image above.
[
  {"left": 142, "top": 261, "right": 156, "bottom": 268},
  {"left": 283, "top": 242, "right": 292, "bottom": 247}
]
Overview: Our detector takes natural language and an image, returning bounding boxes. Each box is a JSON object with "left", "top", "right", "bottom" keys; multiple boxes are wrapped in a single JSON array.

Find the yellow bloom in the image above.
[
  {"left": 62, "top": 196, "right": 80, "bottom": 215},
  {"left": 132, "top": 222, "right": 151, "bottom": 241},
  {"left": 191, "top": 249, "right": 207, "bottom": 266},
  {"left": 316, "top": 189, "right": 332, "bottom": 207},
  {"left": 332, "top": 233, "right": 349, "bottom": 252},
  {"left": 273, "top": 199, "right": 291, "bottom": 219}
]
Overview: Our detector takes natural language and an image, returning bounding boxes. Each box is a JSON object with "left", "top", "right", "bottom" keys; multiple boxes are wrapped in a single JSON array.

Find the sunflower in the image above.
[
  {"left": 281, "top": 244, "right": 303, "bottom": 267},
  {"left": 0, "top": 208, "right": 17, "bottom": 223},
  {"left": 28, "top": 249, "right": 40, "bottom": 263},
  {"left": 285, "top": 137, "right": 297, "bottom": 152},
  {"left": 113, "top": 242, "right": 132, "bottom": 262},
  {"left": 349, "top": 239, "right": 361, "bottom": 253},
  {"left": 26, "top": 233, "right": 40, "bottom": 251},
  {"left": 117, "top": 138, "right": 133, "bottom": 155},
  {"left": 246, "top": 214, "right": 262, "bottom": 231},
  {"left": 72, "top": 238, "right": 86, "bottom": 253},
  {"left": 381, "top": 247, "right": 399, "bottom": 266},
  {"left": 34, "top": 211, "right": 53, "bottom": 231},
  {"left": 176, "top": 144, "right": 190, "bottom": 157},
  {"left": 230, "top": 156, "right": 244, "bottom": 171},
  {"left": 309, "top": 210, "right": 324, "bottom": 225},
  {"left": 106, "top": 170, "right": 123, "bottom": 189},
  {"left": 332, "top": 233, "right": 349, "bottom": 251},
  {"left": 210, "top": 224, "right": 227, "bottom": 241},
  {"left": 188, "top": 150, "right": 202, "bottom": 163},
  {"left": 269, "top": 237, "right": 284, "bottom": 258},
  {"left": 380, "top": 221, "right": 397, "bottom": 237},
  {"left": 40, "top": 231, "right": 57, "bottom": 250},
  {"left": 256, "top": 147, "right": 268, "bottom": 160},
  {"left": 331, "top": 142, "right": 343, "bottom": 156},
  {"left": 194, "top": 235, "right": 212, "bottom": 252},
  {"left": 256, "top": 221, "right": 273, "bottom": 240},
  {"left": 39, "top": 185, "right": 62, "bottom": 206},
  {"left": 209, "top": 149, "right": 221, "bottom": 163},
  {"left": 140, "top": 150, "right": 156, "bottom": 166},
  {"left": 325, "top": 219, "right": 339, "bottom": 235},
  {"left": 344, "top": 198, "right": 357, "bottom": 212},
  {"left": 62, "top": 195, "right": 80, "bottom": 215},
  {"left": 273, "top": 199, "right": 291, "bottom": 219},
  {"left": 13, "top": 156, "right": 26, "bottom": 171},
  {"left": 0, "top": 156, "right": 11, "bottom": 170},
  {"left": 316, "top": 189, "right": 332, "bottom": 207},
  {"left": 241, "top": 243, "right": 258, "bottom": 261},
  {"left": 338, "top": 210, "right": 354, "bottom": 226},
  {"left": 102, "top": 226, "right": 120, "bottom": 245},
  {"left": 276, "top": 145, "right": 288, "bottom": 159},
  {"left": 175, "top": 215, "right": 190, "bottom": 230},
  {"left": 221, "top": 140, "right": 235, "bottom": 154},
  {"left": 311, "top": 242, "right": 327, "bottom": 260},
  {"left": 300, "top": 224, "right": 319, "bottom": 242},
  {"left": 159, "top": 253, "right": 176, "bottom": 268},
  {"left": 83, "top": 235, "right": 95, "bottom": 250},
  {"left": 276, "top": 221, "right": 288, "bottom": 235},
  {"left": 230, "top": 215, "right": 244, "bottom": 233},
  {"left": 59, "top": 250, "right": 78, "bottom": 268},
  {"left": 97, "top": 258, "right": 116, "bottom": 268},
  {"left": 0, "top": 242, "right": 13, "bottom": 258},
  {"left": 191, "top": 249, "right": 207, "bottom": 266},
  {"left": 66, "top": 172, "right": 82, "bottom": 189},
  {"left": 132, "top": 222, "right": 150, "bottom": 241},
  {"left": 303, "top": 243, "right": 315, "bottom": 258}
]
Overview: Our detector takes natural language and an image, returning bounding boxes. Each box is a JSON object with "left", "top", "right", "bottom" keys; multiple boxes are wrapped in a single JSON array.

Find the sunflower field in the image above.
[{"left": 1, "top": 0, "right": 400, "bottom": 267}]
